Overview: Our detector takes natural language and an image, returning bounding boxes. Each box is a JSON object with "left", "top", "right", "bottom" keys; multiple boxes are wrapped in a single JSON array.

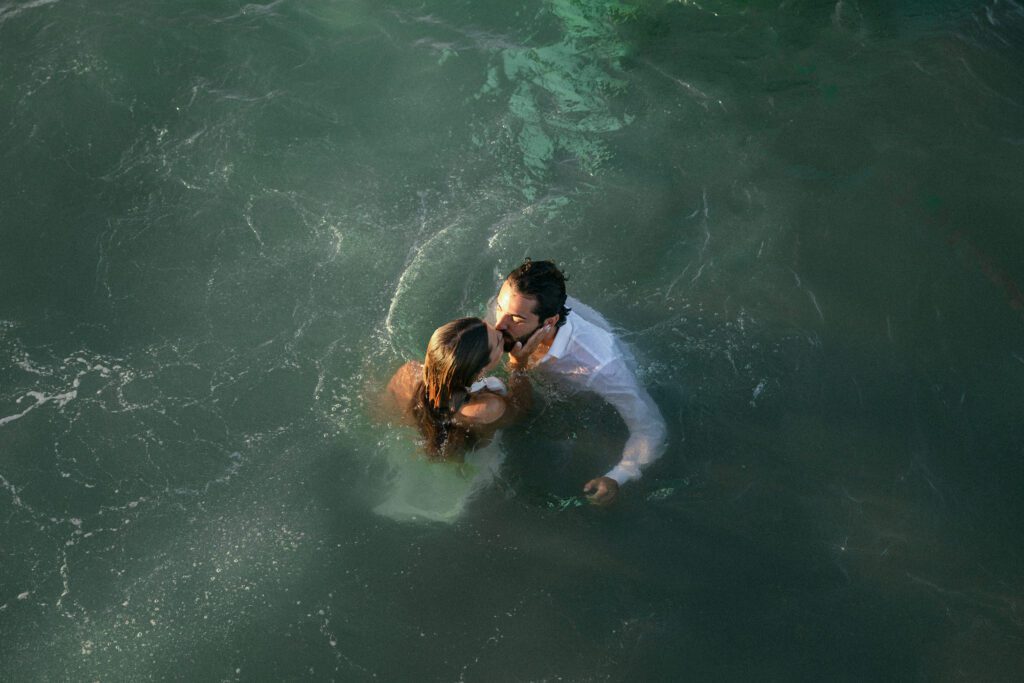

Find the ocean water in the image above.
[{"left": 2, "top": 0, "right": 1023, "bottom": 678}]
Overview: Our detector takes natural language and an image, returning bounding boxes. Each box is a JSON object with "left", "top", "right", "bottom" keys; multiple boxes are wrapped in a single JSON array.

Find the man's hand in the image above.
[
  {"left": 583, "top": 476, "right": 619, "bottom": 506},
  {"left": 508, "top": 324, "right": 553, "bottom": 367}
]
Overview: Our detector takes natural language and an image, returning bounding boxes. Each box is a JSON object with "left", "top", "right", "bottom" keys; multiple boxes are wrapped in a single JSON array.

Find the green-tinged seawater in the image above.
[{"left": 2, "top": 0, "right": 1023, "bottom": 678}]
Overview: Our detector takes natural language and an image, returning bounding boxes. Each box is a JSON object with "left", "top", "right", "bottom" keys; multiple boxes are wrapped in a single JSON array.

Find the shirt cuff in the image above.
[{"left": 604, "top": 464, "right": 640, "bottom": 487}]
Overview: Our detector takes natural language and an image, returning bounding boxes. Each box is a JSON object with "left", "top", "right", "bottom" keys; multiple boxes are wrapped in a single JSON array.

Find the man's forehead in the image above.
[{"left": 498, "top": 281, "right": 537, "bottom": 316}]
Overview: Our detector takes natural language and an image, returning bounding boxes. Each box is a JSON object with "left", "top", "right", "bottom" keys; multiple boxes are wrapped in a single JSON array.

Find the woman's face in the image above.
[{"left": 480, "top": 322, "right": 504, "bottom": 375}]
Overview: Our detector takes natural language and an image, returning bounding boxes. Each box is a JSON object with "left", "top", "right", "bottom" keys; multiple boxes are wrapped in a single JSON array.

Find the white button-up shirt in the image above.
[{"left": 531, "top": 297, "right": 667, "bottom": 485}]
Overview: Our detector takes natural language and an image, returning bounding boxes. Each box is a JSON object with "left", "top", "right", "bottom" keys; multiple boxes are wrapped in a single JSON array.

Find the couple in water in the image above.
[{"left": 387, "top": 259, "right": 667, "bottom": 505}]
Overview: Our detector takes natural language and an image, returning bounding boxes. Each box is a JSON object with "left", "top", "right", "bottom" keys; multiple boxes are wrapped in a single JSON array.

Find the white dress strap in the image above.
[{"left": 468, "top": 376, "right": 507, "bottom": 396}]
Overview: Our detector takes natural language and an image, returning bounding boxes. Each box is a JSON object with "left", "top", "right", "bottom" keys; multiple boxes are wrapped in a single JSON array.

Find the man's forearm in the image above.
[
  {"left": 604, "top": 423, "right": 667, "bottom": 485},
  {"left": 593, "top": 367, "right": 668, "bottom": 485}
]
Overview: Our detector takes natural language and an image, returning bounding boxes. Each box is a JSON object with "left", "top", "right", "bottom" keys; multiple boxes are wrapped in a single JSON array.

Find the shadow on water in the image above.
[{"left": 294, "top": 319, "right": 1023, "bottom": 680}]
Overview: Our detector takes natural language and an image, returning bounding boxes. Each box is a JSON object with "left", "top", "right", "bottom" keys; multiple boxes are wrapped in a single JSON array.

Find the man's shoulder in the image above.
[
  {"left": 565, "top": 304, "right": 616, "bottom": 348},
  {"left": 553, "top": 301, "right": 620, "bottom": 370},
  {"left": 566, "top": 297, "right": 614, "bottom": 332}
]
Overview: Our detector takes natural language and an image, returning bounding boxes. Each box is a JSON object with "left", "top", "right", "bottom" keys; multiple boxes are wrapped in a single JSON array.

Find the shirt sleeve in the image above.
[{"left": 587, "top": 357, "right": 668, "bottom": 486}]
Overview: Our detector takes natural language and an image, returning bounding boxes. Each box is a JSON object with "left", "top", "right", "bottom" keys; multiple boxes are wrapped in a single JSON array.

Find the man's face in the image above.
[{"left": 494, "top": 281, "right": 542, "bottom": 351}]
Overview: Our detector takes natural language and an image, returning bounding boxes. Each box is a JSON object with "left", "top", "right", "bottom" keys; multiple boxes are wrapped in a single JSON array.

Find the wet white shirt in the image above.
[{"left": 533, "top": 297, "right": 667, "bottom": 485}]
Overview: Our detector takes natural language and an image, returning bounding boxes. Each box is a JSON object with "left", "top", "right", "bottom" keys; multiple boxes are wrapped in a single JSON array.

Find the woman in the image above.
[{"left": 386, "top": 317, "right": 530, "bottom": 460}]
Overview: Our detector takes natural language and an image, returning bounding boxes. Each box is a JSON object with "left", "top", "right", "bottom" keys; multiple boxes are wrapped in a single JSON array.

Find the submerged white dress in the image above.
[{"left": 375, "top": 374, "right": 509, "bottom": 524}]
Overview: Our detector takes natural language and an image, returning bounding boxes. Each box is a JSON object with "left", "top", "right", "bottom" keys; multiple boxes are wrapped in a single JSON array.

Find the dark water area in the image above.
[{"left": 2, "top": 0, "right": 1023, "bottom": 679}]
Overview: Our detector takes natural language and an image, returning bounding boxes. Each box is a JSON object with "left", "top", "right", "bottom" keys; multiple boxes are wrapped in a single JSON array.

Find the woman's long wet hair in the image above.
[{"left": 411, "top": 317, "right": 491, "bottom": 459}]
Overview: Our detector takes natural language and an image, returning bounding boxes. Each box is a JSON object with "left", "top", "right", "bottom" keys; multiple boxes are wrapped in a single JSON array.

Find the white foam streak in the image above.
[
  {"left": 0, "top": 388, "right": 77, "bottom": 427},
  {"left": 0, "top": 473, "right": 29, "bottom": 510},
  {"left": 0, "top": 0, "right": 62, "bottom": 27},
  {"left": 383, "top": 220, "right": 463, "bottom": 353}
]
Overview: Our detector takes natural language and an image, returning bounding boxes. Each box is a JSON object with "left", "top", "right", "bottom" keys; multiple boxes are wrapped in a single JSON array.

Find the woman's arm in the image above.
[{"left": 457, "top": 370, "right": 531, "bottom": 430}]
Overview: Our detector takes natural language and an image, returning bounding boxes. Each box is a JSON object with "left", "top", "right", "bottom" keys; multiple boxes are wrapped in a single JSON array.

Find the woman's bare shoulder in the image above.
[
  {"left": 383, "top": 361, "right": 421, "bottom": 416},
  {"left": 388, "top": 360, "right": 421, "bottom": 393}
]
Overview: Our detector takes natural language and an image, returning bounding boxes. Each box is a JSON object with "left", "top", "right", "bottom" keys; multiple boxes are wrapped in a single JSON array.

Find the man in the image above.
[{"left": 492, "top": 259, "right": 667, "bottom": 505}]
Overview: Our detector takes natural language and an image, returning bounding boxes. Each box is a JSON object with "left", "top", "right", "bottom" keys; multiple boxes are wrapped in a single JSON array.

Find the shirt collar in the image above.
[{"left": 539, "top": 310, "right": 573, "bottom": 362}]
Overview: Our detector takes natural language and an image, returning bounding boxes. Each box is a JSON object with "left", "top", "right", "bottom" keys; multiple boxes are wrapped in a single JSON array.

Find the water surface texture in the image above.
[{"left": 3, "top": 0, "right": 1023, "bottom": 679}]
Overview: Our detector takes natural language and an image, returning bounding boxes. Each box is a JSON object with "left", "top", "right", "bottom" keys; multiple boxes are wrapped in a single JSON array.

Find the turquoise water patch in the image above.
[{"left": 477, "top": 0, "right": 638, "bottom": 199}]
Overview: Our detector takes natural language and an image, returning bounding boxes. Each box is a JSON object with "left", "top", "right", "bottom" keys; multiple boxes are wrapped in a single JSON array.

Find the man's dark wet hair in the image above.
[{"left": 506, "top": 259, "right": 571, "bottom": 328}]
